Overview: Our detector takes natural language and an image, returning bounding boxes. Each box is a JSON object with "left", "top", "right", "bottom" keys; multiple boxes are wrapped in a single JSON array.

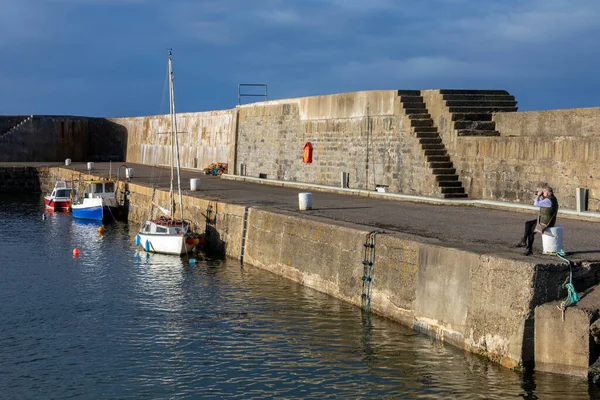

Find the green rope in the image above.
[{"left": 557, "top": 253, "right": 580, "bottom": 310}]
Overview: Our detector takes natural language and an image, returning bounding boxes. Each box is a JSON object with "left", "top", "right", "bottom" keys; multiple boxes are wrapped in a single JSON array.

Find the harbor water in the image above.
[{"left": 1, "top": 193, "right": 598, "bottom": 399}]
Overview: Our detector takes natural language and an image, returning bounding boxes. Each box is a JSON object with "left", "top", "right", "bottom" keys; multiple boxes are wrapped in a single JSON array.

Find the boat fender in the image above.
[
  {"left": 145, "top": 240, "right": 150, "bottom": 252},
  {"left": 189, "top": 258, "right": 197, "bottom": 265},
  {"left": 135, "top": 234, "right": 141, "bottom": 246}
]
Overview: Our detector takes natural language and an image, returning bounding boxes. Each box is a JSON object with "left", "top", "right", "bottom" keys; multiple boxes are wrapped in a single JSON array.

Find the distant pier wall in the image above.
[
  {"left": 0, "top": 116, "right": 126, "bottom": 163},
  {"left": 109, "top": 110, "right": 234, "bottom": 170}
]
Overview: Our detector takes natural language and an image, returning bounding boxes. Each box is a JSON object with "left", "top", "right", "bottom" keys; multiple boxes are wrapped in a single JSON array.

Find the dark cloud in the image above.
[{"left": 0, "top": 0, "right": 598, "bottom": 116}]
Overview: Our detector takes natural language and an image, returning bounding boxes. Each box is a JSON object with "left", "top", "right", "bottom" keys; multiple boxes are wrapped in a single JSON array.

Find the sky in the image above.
[{"left": 1, "top": 0, "right": 599, "bottom": 117}]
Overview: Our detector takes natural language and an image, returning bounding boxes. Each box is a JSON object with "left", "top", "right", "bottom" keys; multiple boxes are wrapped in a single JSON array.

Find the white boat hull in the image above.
[{"left": 137, "top": 232, "right": 193, "bottom": 255}]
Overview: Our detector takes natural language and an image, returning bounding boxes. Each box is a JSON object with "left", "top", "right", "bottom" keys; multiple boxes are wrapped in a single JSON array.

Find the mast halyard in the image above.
[
  {"left": 169, "top": 50, "right": 185, "bottom": 224},
  {"left": 168, "top": 51, "right": 175, "bottom": 218}
]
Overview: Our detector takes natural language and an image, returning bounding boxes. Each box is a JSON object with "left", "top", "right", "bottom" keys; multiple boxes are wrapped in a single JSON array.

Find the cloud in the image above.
[{"left": 183, "top": 21, "right": 235, "bottom": 45}]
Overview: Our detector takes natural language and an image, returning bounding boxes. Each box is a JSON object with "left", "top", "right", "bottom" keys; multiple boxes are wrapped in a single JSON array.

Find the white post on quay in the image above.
[{"left": 298, "top": 193, "right": 312, "bottom": 210}]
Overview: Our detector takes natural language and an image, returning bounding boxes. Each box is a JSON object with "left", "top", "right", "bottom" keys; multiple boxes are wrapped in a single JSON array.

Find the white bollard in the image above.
[
  {"left": 65, "top": 158, "right": 71, "bottom": 166},
  {"left": 125, "top": 168, "right": 134, "bottom": 179},
  {"left": 298, "top": 193, "right": 313, "bottom": 210},
  {"left": 542, "top": 226, "right": 564, "bottom": 254},
  {"left": 87, "top": 162, "right": 94, "bottom": 172},
  {"left": 190, "top": 178, "right": 201, "bottom": 191}
]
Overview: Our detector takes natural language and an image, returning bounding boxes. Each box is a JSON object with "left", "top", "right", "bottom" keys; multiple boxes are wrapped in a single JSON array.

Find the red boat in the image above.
[{"left": 44, "top": 180, "right": 76, "bottom": 211}]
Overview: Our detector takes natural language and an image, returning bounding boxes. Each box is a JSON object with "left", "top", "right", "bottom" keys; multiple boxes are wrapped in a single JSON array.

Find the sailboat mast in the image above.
[
  {"left": 168, "top": 51, "right": 175, "bottom": 217},
  {"left": 169, "top": 51, "right": 185, "bottom": 224}
]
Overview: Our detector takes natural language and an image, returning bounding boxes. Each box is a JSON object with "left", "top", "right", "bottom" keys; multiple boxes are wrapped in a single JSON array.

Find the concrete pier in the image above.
[{"left": 6, "top": 161, "right": 600, "bottom": 375}]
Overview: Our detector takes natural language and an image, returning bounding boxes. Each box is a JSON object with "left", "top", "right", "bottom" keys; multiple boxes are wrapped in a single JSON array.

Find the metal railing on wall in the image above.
[{"left": 238, "top": 84, "right": 268, "bottom": 105}]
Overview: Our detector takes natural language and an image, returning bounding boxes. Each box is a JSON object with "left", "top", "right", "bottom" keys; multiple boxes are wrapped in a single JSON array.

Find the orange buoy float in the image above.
[
  {"left": 73, "top": 248, "right": 81, "bottom": 258},
  {"left": 97, "top": 226, "right": 105, "bottom": 235},
  {"left": 186, "top": 237, "right": 195, "bottom": 246}
]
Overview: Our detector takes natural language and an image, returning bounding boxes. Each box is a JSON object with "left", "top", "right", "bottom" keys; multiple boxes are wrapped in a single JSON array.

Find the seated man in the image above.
[{"left": 516, "top": 186, "right": 559, "bottom": 256}]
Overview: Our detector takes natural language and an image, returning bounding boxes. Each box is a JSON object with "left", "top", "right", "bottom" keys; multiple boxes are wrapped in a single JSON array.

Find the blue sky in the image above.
[{"left": 1, "top": 0, "right": 599, "bottom": 117}]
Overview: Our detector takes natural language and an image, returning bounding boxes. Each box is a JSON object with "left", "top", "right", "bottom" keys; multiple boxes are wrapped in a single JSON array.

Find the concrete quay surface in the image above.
[{"left": 25, "top": 161, "right": 600, "bottom": 262}]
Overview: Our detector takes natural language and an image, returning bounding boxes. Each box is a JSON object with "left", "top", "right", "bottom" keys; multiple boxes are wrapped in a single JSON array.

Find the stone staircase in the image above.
[
  {"left": 0, "top": 115, "right": 33, "bottom": 137},
  {"left": 441, "top": 90, "right": 518, "bottom": 136},
  {"left": 398, "top": 90, "right": 468, "bottom": 199}
]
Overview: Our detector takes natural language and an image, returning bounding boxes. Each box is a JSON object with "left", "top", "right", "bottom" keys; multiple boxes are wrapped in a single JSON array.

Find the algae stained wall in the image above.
[
  {"left": 110, "top": 109, "right": 234, "bottom": 169},
  {"left": 0, "top": 117, "right": 89, "bottom": 162}
]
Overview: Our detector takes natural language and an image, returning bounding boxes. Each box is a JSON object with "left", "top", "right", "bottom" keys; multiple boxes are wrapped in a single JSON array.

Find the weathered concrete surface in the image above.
[
  {"left": 109, "top": 110, "right": 233, "bottom": 169},
  {"left": 12, "top": 161, "right": 600, "bottom": 372},
  {"left": 535, "top": 284, "right": 600, "bottom": 378},
  {"left": 535, "top": 303, "right": 592, "bottom": 378}
]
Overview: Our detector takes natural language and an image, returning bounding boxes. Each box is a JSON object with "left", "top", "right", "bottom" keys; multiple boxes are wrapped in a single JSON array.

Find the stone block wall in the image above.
[
  {"left": 420, "top": 91, "right": 600, "bottom": 211},
  {"left": 110, "top": 110, "right": 233, "bottom": 170},
  {"left": 0, "top": 167, "right": 42, "bottom": 192},
  {"left": 235, "top": 91, "right": 438, "bottom": 196}
]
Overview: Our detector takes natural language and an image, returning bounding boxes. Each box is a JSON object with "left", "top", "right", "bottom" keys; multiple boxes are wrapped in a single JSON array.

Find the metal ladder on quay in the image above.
[{"left": 361, "top": 231, "right": 381, "bottom": 313}]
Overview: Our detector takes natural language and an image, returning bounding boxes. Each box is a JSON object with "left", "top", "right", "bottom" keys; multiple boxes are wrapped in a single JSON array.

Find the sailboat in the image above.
[{"left": 136, "top": 50, "right": 194, "bottom": 255}]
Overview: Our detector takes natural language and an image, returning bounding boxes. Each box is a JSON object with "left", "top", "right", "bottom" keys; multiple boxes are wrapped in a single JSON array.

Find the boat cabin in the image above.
[
  {"left": 83, "top": 180, "right": 116, "bottom": 199},
  {"left": 142, "top": 218, "right": 189, "bottom": 236}
]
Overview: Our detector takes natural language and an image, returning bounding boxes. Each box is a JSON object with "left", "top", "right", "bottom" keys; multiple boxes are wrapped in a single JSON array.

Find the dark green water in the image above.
[{"left": 1, "top": 194, "right": 598, "bottom": 399}]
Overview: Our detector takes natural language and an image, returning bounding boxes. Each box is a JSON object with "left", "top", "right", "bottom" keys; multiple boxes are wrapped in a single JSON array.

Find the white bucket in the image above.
[
  {"left": 87, "top": 162, "right": 94, "bottom": 171},
  {"left": 298, "top": 193, "right": 312, "bottom": 210},
  {"left": 542, "top": 226, "right": 564, "bottom": 254},
  {"left": 65, "top": 158, "right": 71, "bottom": 166},
  {"left": 125, "top": 168, "right": 134, "bottom": 179},
  {"left": 190, "top": 178, "right": 201, "bottom": 191}
]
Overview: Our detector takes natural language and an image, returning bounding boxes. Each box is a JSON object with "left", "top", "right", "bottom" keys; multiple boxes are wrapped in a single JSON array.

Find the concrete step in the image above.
[
  {"left": 411, "top": 119, "right": 433, "bottom": 127},
  {"left": 399, "top": 95, "right": 423, "bottom": 103},
  {"left": 419, "top": 137, "right": 442, "bottom": 145},
  {"left": 451, "top": 113, "right": 493, "bottom": 122},
  {"left": 397, "top": 90, "right": 421, "bottom": 96},
  {"left": 454, "top": 121, "right": 496, "bottom": 130},
  {"left": 405, "top": 108, "right": 429, "bottom": 115},
  {"left": 435, "top": 174, "right": 459, "bottom": 182},
  {"left": 424, "top": 149, "right": 448, "bottom": 156},
  {"left": 429, "top": 161, "right": 453, "bottom": 169},
  {"left": 402, "top": 102, "right": 426, "bottom": 109},
  {"left": 413, "top": 126, "right": 438, "bottom": 133},
  {"left": 442, "top": 94, "right": 516, "bottom": 102},
  {"left": 408, "top": 113, "right": 431, "bottom": 120},
  {"left": 416, "top": 131, "right": 440, "bottom": 138},
  {"left": 426, "top": 155, "right": 450, "bottom": 163},
  {"left": 421, "top": 143, "right": 445, "bottom": 150},
  {"left": 432, "top": 167, "right": 456, "bottom": 175},
  {"left": 438, "top": 180, "right": 462, "bottom": 187},
  {"left": 442, "top": 192, "right": 469, "bottom": 199},
  {"left": 448, "top": 106, "right": 518, "bottom": 113},
  {"left": 456, "top": 130, "right": 501, "bottom": 137},
  {"left": 440, "top": 89, "right": 510, "bottom": 95},
  {"left": 440, "top": 187, "right": 465, "bottom": 194},
  {"left": 446, "top": 100, "right": 517, "bottom": 108}
]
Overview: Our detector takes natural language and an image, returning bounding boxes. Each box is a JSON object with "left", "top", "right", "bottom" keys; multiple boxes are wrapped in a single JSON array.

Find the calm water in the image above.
[{"left": 1, "top": 194, "right": 598, "bottom": 400}]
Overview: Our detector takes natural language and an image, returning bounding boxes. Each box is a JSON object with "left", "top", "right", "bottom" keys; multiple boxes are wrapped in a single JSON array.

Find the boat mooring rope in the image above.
[{"left": 556, "top": 252, "right": 580, "bottom": 319}]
